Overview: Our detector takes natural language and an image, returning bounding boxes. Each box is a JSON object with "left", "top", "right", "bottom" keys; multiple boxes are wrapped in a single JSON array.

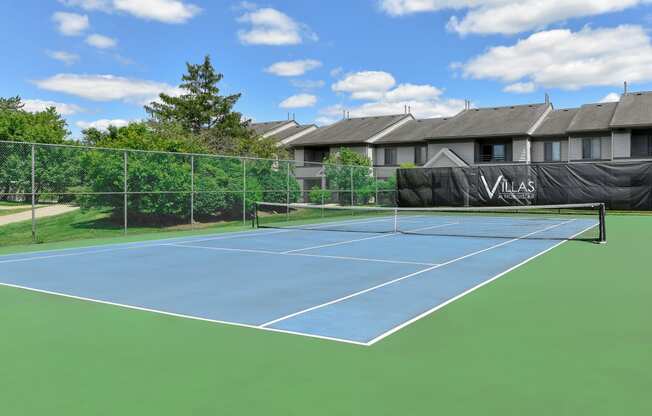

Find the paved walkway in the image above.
[{"left": 0, "top": 204, "right": 79, "bottom": 226}]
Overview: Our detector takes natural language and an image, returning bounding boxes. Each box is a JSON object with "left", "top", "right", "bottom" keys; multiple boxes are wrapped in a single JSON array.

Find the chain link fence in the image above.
[{"left": 0, "top": 140, "right": 398, "bottom": 247}]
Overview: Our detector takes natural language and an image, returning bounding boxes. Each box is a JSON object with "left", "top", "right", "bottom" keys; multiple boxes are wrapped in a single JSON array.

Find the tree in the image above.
[
  {"left": 0, "top": 97, "right": 72, "bottom": 202},
  {"left": 323, "top": 148, "right": 375, "bottom": 206},
  {"left": 76, "top": 122, "right": 297, "bottom": 224},
  {"left": 145, "top": 55, "right": 249, "bottom": 136},
  {"left": 78, "top": 123, "right": 206, "bottom": 223},
  {"left": 0, "top": 96, "right": 24, "bottom": 111},
  {"left": 144, "top": 55, "right": 282, "bottom": 159}
]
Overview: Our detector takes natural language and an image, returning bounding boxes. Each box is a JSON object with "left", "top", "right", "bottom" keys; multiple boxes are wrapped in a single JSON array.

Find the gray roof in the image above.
[
  {"left": 249, "top": 120, "right": 295, "bottom": 136},
  {"left": 610, "top": 92, "right": 652, "bottom": 128},
  {"left": 566, "top": 102, "right": 617, "bottom": 133},
  {"left": 268, "top": 124, "right": 316, "bottom": 142},
  {"left": 374, "top": 117, "right": 451, "bottom": 144},
  {"left": 428, "top": 103, "right": 550, "bottom": 139},
  {"left": 532, "top": 108, "right": 579, "bottom": 137},
  {"left": 290, "top": 114, "right": 410, "bottom": 146}
]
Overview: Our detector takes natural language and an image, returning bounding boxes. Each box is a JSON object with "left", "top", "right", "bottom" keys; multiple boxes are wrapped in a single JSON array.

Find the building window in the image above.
[
  {"left": 582, "top": 138, "right": 602, "bottom": 160},
  {"left": 384, "top": 147, "right": 397, "bottom": 165},
  {"left": 477, "top": 142, "right": 511, "bottom": 163},
  {"left": 414, "top": 145, "right": 427, "bottom": 166},
  {"left": 544, "top": 141, "right": 561, "bottom": 162},
  {"left": 304, "top": 147, "right": 329, "bottom": 163},
  {"left": 631, "top": 132, "right": 652, "bottom": 157}
]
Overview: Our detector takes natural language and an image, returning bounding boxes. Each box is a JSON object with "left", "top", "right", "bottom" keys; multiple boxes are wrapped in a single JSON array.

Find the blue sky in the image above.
[{"left": 2, "top": 0, "right": 652, "bottom": 137}]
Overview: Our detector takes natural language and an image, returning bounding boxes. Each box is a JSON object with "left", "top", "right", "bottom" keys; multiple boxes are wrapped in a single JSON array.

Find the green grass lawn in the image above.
[
  {"left": 0, "top": 214, "right": 650, "bottom": 415},
  {"left": 0, "top": 201, "right": 33, "bottom": 216},
  {"left": 0, "top": 208, "right": 253, "bottom": 253},
  {"left": 0, "top": 207, "right": 32, "bottom": 216}
]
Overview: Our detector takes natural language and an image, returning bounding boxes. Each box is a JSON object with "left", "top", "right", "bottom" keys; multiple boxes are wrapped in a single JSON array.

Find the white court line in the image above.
[
  {"left": 172, "top": 215, "right": 399, "bottom": 246},
  {"left": 259, "top": 219, "right": 576, "bottom": 328},
  {"left": 0, "top": 282, "right": 367, "bottom": 347},
  {"left": 280, "top": 222, "right": 459, "bottom": 254},
  {"left": 365, "top": 221, "right": 600, "bottom": 345},
  {"left": 0, "top": 228, "right": 291, "bottom": 264},
  {"left": 0, "top": 215, "right": 399, "bottom": 265},
  {"left": 167, "top": 243, "right": 437, "bottom": 267},
  {"left": 0, "top": 220, "right": 599, "bottom": 347}
]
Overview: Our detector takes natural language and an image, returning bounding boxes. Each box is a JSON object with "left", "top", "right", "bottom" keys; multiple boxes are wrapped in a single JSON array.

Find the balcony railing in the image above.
[{"left": 477, "top": 154, "right": 507, "bottom": 163}]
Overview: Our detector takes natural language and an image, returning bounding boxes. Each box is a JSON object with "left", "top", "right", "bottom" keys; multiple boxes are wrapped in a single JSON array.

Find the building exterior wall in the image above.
[
  {"left": 601, "top": 136, "right": 612, "bottom": 160},
  {"left": 531, "top": 139, "right": 569, "bottom": 163},
  {"left": 375, "top": 145, "right": 423, "bottom": 166},
  {"left": 294, "top": 147, "right": 305, "bottom": 166},
  {"left": 569, "top": 135, "right": 612, "bottom": 161},
  {"left": 513, "top": 138, "right": 530, "bottom": 162},
  {"left": 429, "top": 155, "right": 462, "bottom": 168},
  {"left": 397, "top": 146, "right": 414, "bottom": 165},
  {"left": 427, "top": 141, "right": 474, "bottom": 165},
  {"left": 612, "top": 130, "right": 631, "bottom": 158},
  {"left": 374, "top": 166, "right": 398, "bottom": 179},
  {"left": 568, "top": 137, "right": 582, "bottom": 161}
]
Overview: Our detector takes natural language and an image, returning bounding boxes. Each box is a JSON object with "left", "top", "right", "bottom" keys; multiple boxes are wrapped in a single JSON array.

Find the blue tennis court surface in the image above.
[{"left": 0, "top": 214, "right": 598, "bottom": 346}]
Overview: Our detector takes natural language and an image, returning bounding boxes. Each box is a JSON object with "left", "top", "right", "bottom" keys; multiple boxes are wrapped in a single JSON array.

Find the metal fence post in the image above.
[
  {"left": 190, "top": 155, "right": 195, "bottom": 228},
  {"left": 242, "top": 159, "right": 247, "bottom": 224},
  {"left": 31, "top": 144, "right": 36, "bottom": 243},
  {"left": 350, "top": 166, "right": 354, "bottom": 207},
  {"left": 321, "top": 166, "right": 325, "bottom": 216},
  {"left": 123, "top": 151, "right": 128, "bottom": 234},
  {"left": 374, "top": 167, "right": 379, "bottom": 206},
  {"left": 286, "top": 161, "right": 290, "bottom": 220}
]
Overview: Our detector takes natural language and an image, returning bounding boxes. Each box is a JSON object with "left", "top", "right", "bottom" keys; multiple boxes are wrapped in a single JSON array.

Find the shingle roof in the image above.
[
  {"left": 268, "top": 124, "right": 316, "bottom": 142},
  {"left": 532, "top": 108, "right": 579, "bottom": 137},
  {"left": 249, "top": 120, "right": 295, "bottom": 136},
  {"left": 373, "top": 117, "right": 451, "bottom": 144},
  {"left": 290, "top": 114, "right": 410, "bottom": 146},
  {"left": 610, "top": 92, "right": 652, "bottom": 128},
  {"left": 428, "top": 103, "right": 550, "bottom": 139},
  {"left": 566, "top": 102, "right": 617, "bottom": 133}
]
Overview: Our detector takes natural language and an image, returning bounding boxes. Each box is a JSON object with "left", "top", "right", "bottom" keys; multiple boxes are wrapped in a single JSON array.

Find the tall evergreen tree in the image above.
[
  {"left": 145, "top": 55, "right": 282, "bottom": 158},
  {"left": 0, "top": 96, "right": 24, "bottom": 111},
  {"left": 145, "top": 55, "right": 246, "bottom": 135}
]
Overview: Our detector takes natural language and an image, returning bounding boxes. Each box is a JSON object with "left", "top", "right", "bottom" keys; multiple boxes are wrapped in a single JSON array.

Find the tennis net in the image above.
[{"left": 254, "top": 202, "right": 606, "bottom": 243}]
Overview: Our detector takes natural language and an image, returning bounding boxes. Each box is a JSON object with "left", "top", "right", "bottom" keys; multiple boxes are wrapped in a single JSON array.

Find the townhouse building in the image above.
[{"left": 253, "top": 91, "right": 652, "bottom": 192}]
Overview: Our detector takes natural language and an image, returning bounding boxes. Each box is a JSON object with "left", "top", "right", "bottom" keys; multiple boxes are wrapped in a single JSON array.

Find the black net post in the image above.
[
  {"left": 252, "top": 202, "right": 258, "bottom": 228},
  {"left": 599, "top": 203, "right": 607, "bottom": 244}
]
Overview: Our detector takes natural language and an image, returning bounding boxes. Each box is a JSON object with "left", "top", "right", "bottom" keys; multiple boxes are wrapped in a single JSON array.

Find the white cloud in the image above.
[
  {"left": 379, "top": 0, "right": 649, "bottom": 35},
  {"left": 59, "top": 0, "right": 201, "bottom": 24},
  {"left": 58, "top": 0, "right": 111, "bottom": 11},
  {"left": 347, "top": 99, "right": 464, "bottom": 119},
  {"left": 76, "top": 119, "right": 131, "bottom": 130},
  {"left": 52, "top": 12, "right": 89, "bottom": 36},
  {"left": 503, "top": 82, "right": 536, "bottom": 94},
  {"left": 238, "top": 7, "right": 317, "bottom": 45},
  {"left": 330, "top": 67, "right": 343, "bottom": 77},
  {"left": 265, "top": 59, "right": 322, "bottom": 77},
  {"left": 86, "top": 34, "right": 117, "bottom": 49},
  {"left": 600, "top": 92, "right": 621, "bottom": 103},
  {"left": 320, "top": 72, "right": 464, "bottom": 123},
  {"left": 22, "top": 99, "right": 84, "bottom": 116},
  {"left": 46, "top": 50, "right": 80, "bottom": 65},
  {"left": 112, "top": 0, "right": 201, "bottom": 24},
  {"left": 460, "top": 25, "right": 652, "bottom": 90},
  {"left": 34, "top": 74, "right": 181, "bottom": 104},
  {"left": 279, "top": 94, "right": 317, "bottom": 108},
  {"left": 384, "top": 83, "right": 442, "bottom": 102},
  {"left": 290, "top": 79, "right": 325, "bottom": 90},
  {"left": 332, "top": 71, "right": 396, "bottom": 100},
  {"left": 235, "top": 1, "right": 258, "bottom": 11}
]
